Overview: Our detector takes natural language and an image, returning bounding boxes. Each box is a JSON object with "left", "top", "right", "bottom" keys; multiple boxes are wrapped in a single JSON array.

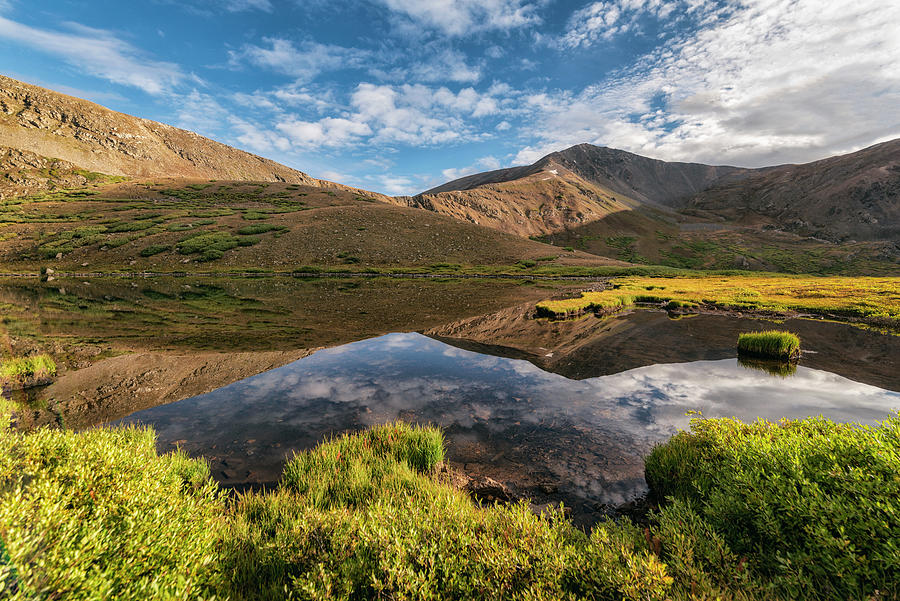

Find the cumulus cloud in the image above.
[
  {"left": 377, "top": 0, "right": 542, "bottom": 35},
  {"left": 376, "top": 174, "right": 417, "bottom": 195},
  {"left": 519, "top": 0, "right": 900, "bottom": 167},
  {"left": 0, "top": 17, "right": 186, "bottom": 95},
  {"left": 277, "top": 116, "right": 373, "bottom": 148},
  {"left": 229, "top": 38, "right": 371, "bottom": 82}
]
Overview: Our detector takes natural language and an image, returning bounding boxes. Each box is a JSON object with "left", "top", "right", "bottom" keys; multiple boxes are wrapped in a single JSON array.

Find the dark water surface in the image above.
[{"left": 117, "top": 312, "right": 900, "bottom": 525}]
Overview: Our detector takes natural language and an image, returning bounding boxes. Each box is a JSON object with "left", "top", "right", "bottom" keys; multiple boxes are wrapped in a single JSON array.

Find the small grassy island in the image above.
[
  {"left": 1, "top": 403, "right": 898, "bottom": 600},
  {"left": 737, "top": 330, "right": 801, "bottom": 361}
]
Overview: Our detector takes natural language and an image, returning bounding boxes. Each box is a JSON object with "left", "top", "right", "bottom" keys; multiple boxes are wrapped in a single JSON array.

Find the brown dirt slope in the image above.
[
  {"left": 0, "top": 75, "right": 315, "bottom": 183},
  {"left": 0, "top": 178, "right": 620, "bottom": 272},
  {"left": 394, "top": 159, "right": 645, "bottom": 237},
  {"left": 0, "top": 75, "right": 388, "bottom": 202}
]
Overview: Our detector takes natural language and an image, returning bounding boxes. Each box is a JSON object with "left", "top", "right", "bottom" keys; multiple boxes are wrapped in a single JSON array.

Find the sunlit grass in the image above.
[
  {"left": 2, "top": 408, "right": 898, "bottom": 600},
  {"left": 536, "top": 275, "right": 900, "bottom": 322},
  {"left": 737, "top": 330, "right": 801, "bottom": 360},
  {"left": 0, "top": 354, "right": 56, "bottom": 385}
]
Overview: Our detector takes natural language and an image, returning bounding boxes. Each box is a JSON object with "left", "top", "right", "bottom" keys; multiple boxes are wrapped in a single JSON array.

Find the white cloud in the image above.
[
  {"left": 518, "top": 0, "right": 900, "bottom": 167},
  {"left": 224, "top": 0, "right": 272, "bottom": 11},
  {"left": 409, "top": 49, "right": 482, "bottom": 83},
  {"left": 277, "top": 117, "right": 373, "bottom": 148},
  {"left": 559, "top": 0, "right": 697, "bottom": 48},
  {"left": 440, "top": 155, "right": 502, "bottom": 181},
  {"left": 0, "top": 17, "right": 186, "bottom": 94},
  {"left": 376, "top": 174, "right": 417, "bottom": 195},
  {"left": 229, "top": 38, "right": 370, "bottom": 82},
  {"left": 377, "top": 0, "right": 541, "bottom": 35}
]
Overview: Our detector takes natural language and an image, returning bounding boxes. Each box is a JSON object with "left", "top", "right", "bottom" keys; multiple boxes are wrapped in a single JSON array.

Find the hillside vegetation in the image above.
[
  {"left": 0, "top": 179, "right": 616, "bottom": 272},
  {"left": 536, "top": 275, "right": 900, "bottom": 324},
  {"left": 2, "top": 407, "right": 898, "bottom": 600}
]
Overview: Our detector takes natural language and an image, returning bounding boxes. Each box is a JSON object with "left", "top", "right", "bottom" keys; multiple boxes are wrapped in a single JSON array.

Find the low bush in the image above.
[
  {"left": 237, "top": 224, "right": 287, "bottom": 236},
  {"left": 0, "top": 354, "right": 56, "bottom": 385},
  {"left": 0, "top": 412, "right": 225, "bottom": 599},
  {"left": 139, "top": 244, "right": 170, "bottom": 257},
  {"left": 176, "top": 232, "right": 241, "bottom": 261},
  {"left": 645, "top": 415, "right": 900, "bottom": 599},
  {"left": 222, "top": 422, "right": 672, "bottom": 600}
]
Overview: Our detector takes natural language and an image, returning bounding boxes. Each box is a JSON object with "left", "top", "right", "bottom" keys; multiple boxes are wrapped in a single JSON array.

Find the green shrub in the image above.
[
  {"left": 0, "top": 354, "right": 56, "bottom": 384},
  {"left": 139, "top": 244, "right": 170, "bottom": 257},
  {"left": 105, "top": 221, "right": 154, "bottom": 233},
  {"left": 645, "top": 416, "right": 900, "bottom": 599},
  {"left": 222, "top": 423, "right": 673, "bottom": 600},
  {"left": 176, "top": 232, "right": 241, "bottom": 261},
  {"left": 737, "top": 330, "right": 800, "bottom": 360},
  {"left": 0, "top": 417, "right": 225, "bottom": 599},
  {"left": 237, "top": 224, "right": 288, "bottom": 235}
]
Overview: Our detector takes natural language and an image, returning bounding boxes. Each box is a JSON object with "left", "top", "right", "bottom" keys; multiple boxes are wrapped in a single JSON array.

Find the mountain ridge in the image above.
[{"left": 0, "top": 75, "right": 389, "bottom": 202}]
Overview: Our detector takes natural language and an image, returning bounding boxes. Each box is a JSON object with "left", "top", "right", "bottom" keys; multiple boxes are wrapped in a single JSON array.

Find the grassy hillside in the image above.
[{"left": 0, "top": 178, "right": 619, "bottom": 273}]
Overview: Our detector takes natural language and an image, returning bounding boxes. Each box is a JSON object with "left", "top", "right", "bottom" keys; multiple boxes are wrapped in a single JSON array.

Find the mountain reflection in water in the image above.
[{"left": 118, "top": 331, "right": 900, "bottom": 526}]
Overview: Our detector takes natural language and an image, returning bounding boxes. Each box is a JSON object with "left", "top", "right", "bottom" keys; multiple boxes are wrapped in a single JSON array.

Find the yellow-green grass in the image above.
[
  {"left": 0, "top": 354, "right": 56, "bottom": 385},
  {"left": 536, "top": 275, "right": 900, "bottom": 323},
  {"left": 2, "top": 405, "right": 899, "bottom": 600},
  {"left": 645, "top": 415, "right": 900, "bottom": 599},
  {"left": 737, "top": 330, "right": 801, "bottom": 360}
]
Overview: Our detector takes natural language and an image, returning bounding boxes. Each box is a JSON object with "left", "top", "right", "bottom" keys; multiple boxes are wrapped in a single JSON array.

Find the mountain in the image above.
[
  {"left": 0, "top": 75, "right": 622, "bottom": 272},
  {"left": 395, "top": 142, "right": 899, "bottom": 274},
  {"left": 681, "top": 139, "right": 900, "bottom": 243},
  {"left": 424, "top": 143, "right": 753, "bottom": 206},
  {"left": 0, "top": 75, "right": 314, "bottom": 185},
  {"left": 0, "top": 75, "right": 386, "bottom": 201},
  {"left": 392, "top": 144, "right": 761, "bottom": 238}
]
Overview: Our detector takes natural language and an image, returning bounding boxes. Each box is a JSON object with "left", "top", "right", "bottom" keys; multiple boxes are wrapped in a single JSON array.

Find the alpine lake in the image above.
[{"left": 4, "top": 275, "right": 898, "bottom": 527}]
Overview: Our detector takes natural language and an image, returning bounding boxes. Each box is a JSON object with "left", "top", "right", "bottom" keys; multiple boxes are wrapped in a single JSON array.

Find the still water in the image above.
[{"left": 117, "top": 318, "right": 900, "bottom": 525}]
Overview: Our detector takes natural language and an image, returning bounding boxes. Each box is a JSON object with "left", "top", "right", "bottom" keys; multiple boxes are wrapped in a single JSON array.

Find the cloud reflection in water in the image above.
[{"left": 118, "top": 332, "right": 900, "bottom": 513}]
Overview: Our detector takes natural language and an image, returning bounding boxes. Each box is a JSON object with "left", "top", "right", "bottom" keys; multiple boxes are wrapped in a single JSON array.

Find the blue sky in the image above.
[{"left": 2, "top": 0, "right": 899, "bottom": 195}]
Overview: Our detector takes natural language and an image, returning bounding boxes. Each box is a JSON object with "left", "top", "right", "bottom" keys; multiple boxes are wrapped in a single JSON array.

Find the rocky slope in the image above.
[
  {"left": 394, "top": 141, "right": 899, "bottom": 272},
  {"left": 682, "top": 139, "right": 900, "bottom": 242},
  {"left": 404, "top": 141, "right": 900, "bottom": 244},
  {"left": 0, "top": 75, "right": 391, "bottom": 202},
  {"left": 0, "top": 75, "right": 317, "bottom": 184},
  {"left": 393, "top": 144, "right": 758, "bottom": 238},
  {"left": 396, "top": 160, "right": 643, "bottom": 237},
  {"left": 424, "top": 143, "right": 753, "bottom": 206}
]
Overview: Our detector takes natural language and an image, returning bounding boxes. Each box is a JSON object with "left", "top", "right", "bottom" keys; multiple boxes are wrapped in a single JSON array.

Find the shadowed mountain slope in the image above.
[{"left": 682, "top": 139, "right": 900, "bottom": 242}]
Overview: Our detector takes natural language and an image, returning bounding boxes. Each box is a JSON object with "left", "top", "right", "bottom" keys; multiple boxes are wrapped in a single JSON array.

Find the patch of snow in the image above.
[{"left": 548, "top": 169, "right": 558, "bottom": 175}]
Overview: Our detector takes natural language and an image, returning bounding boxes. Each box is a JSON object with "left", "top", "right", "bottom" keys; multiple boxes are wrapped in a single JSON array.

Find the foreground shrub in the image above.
[
  {"left": 645, "top": 415, "right": 900, "bottom": 600},
  {"left": 222, "top": 422, "right": 673, "bottom": 600},
  {"left": 0, "top": 411, "right": 225, "bottom": 599},
  {"left": 737, "top": 330, "right": 800, "bottom": 360},
  {"left": 0, "top": 354, "right": 56, "bottom": 386}
]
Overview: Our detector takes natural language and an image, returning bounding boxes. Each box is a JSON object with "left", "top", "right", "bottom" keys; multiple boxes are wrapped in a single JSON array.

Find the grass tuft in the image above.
[
  {"left": 0, "top": 354, "right": 56, "bottom": 385},
  {"left": 737, "top": 330, "right": 801, "bottom": 360}
]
